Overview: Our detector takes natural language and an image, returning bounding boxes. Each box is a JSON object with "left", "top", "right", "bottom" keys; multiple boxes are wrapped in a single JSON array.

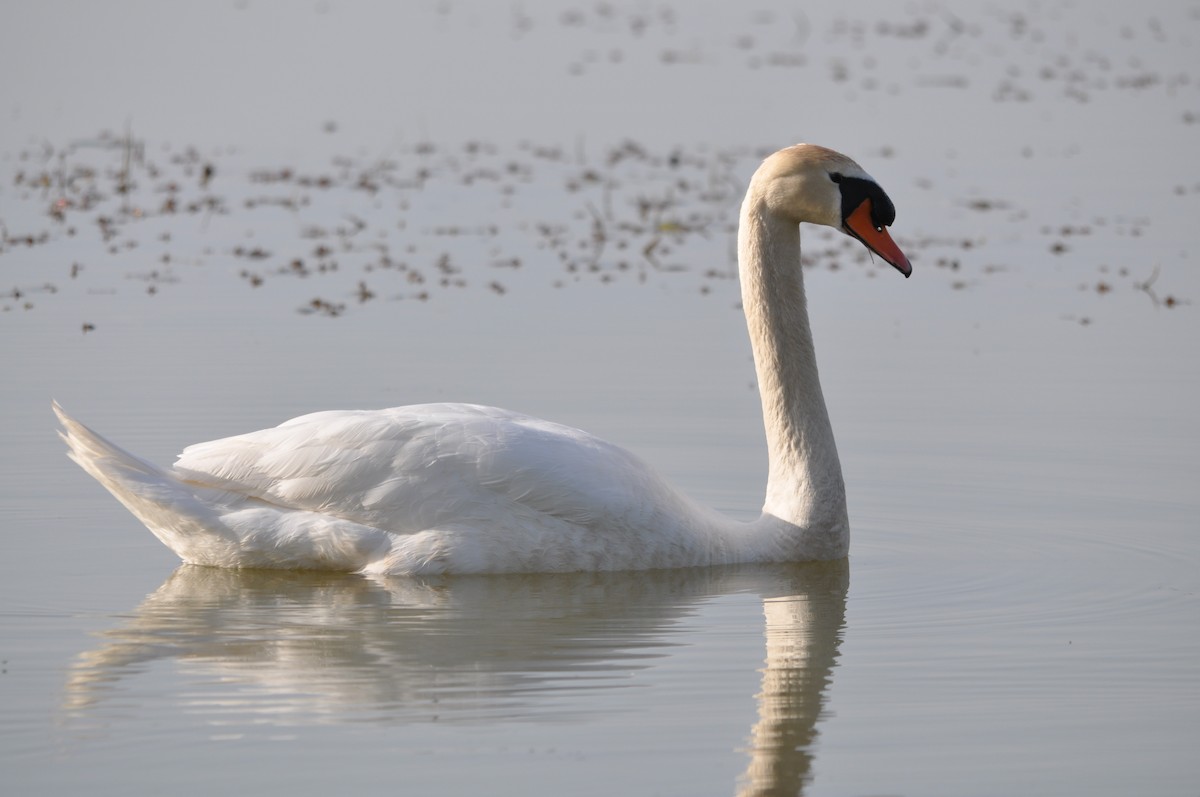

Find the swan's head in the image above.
[{"left": 752, "top": 143, "right": 912, "bottom": 277}]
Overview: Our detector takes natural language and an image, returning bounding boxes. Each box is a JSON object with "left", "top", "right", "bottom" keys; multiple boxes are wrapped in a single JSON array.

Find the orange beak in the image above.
[{"left": 844, "top": 199, "right": 911, "bottom": 278}]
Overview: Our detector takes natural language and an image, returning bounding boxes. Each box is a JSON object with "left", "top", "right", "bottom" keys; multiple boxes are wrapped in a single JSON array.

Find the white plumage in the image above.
[{"left": 56, "top": 144, "right": 911, "bottom": 574}]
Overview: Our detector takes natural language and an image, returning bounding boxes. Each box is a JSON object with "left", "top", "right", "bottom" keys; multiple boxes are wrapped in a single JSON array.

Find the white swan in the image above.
[{"left": 55, "top": 143, "right": 910, "bottom": 574}]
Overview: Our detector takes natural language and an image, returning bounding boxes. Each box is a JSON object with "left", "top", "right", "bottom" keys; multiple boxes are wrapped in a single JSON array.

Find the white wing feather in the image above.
[
  {"left": 174, "top": 404, "right": 649, "bottom": 526},
  {"left": 165, "top": 404, "right": 711, "bottom": 572}
]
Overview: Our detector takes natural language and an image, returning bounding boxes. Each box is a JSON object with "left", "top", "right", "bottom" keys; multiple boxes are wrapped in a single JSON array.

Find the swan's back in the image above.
[
  {"left": 176, "top": 404, "right": 668, "bottom": 532},
  {"left": 61, "top": 403, "right": 728, "bottom": 574}
]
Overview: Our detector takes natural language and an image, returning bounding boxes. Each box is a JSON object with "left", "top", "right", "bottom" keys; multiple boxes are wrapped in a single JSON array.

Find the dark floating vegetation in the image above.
[
  {"left": 1, "top": 4, "right": 1194, "bottom": 324},
  {"left": 0, "top": 132, "right": 879, "bottom": 315},
  {"left": 0, "top": 128, "right": 1188, "bottom": 325}
]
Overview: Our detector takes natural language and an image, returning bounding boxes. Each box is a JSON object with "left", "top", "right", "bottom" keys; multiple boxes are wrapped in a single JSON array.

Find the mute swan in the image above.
[{"left": 55, "top": 143, "right": 910, "bottom": 574}]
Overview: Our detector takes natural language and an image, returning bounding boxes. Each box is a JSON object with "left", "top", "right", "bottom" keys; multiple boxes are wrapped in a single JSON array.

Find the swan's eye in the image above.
[{"left": 829, "top": 172, "right": 843, "bottom": 183}]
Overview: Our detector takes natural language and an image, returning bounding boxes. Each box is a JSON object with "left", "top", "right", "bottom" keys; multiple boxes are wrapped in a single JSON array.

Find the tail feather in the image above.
[
  {"left": 53, "top": 403, "right": 390, "bottom": 571},
  {"left": 54, "top": 401, "right": 168, "bottom": 486},
  {"left": 54, "top": 402, "right": 240, "bottom": 562}
]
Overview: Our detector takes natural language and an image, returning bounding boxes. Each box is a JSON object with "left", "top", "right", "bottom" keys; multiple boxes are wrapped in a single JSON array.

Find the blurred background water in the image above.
[{"left": 2, "top": 2, "right": 1198, "bottom": 795}]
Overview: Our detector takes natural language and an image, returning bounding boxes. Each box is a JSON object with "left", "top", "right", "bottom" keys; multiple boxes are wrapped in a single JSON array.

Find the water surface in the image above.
[{"left": 2, "top": 2, "right": 1198, "bottom": 794}]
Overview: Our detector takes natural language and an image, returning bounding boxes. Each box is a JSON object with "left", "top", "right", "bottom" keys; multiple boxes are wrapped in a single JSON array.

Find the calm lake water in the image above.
[{"left": 3, "top": 2, "right": 1198, "bottom": 795}]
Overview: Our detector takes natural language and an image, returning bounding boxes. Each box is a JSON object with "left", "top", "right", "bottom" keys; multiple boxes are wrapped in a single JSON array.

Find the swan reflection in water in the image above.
[{"left": 64, "top": 562, "right": 847, "bottom": 795}]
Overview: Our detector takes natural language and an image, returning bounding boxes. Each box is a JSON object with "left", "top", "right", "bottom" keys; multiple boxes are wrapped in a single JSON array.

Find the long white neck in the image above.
[{"left": 738, "top": 193, "right": 848, "bottom": 558}]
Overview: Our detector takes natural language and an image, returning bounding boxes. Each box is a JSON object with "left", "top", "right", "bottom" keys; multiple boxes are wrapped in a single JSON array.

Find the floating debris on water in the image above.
[{"left": 0, "top": 5, "right": 1193, "bottom": 324}]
